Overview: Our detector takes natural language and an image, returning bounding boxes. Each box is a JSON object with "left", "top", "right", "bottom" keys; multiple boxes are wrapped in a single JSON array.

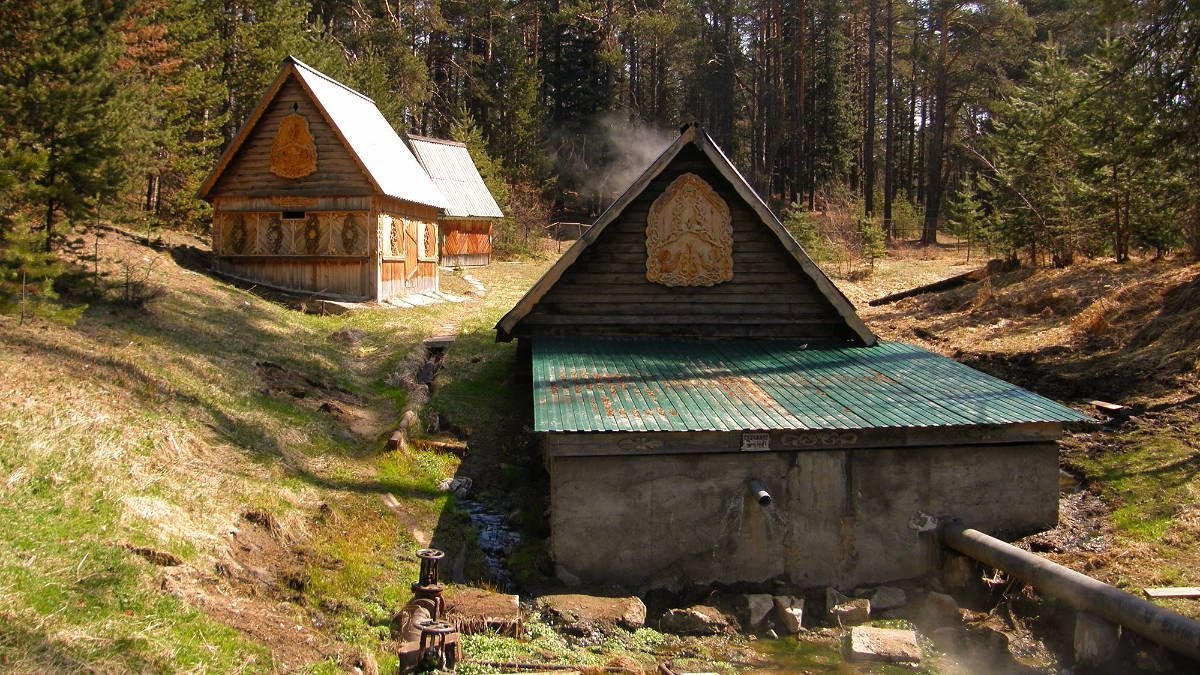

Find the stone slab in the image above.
[
  {"left": 846, "top": 626, "right": 922, "bottom": 664},
  {"left": 536, "top": 593, "right": 646, "bottom": 634}
]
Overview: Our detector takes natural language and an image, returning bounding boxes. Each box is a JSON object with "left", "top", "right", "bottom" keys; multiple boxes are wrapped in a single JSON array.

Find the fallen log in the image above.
[{"left": 868, "top": 259, "right": 1007, "bottom": 307}]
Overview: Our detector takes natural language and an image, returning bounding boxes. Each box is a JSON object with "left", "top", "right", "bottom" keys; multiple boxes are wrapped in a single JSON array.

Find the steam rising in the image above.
[
  {"left": 593, "top": 113, "right": 676, "bottom": 198},
  {"left": 550, "top": 112, "right": 676, "bottom": 210}
]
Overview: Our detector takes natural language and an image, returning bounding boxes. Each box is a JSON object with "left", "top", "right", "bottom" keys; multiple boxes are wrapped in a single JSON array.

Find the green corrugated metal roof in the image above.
[{"left": 532, "top": 337, "right": 1091, "bottom": 433}]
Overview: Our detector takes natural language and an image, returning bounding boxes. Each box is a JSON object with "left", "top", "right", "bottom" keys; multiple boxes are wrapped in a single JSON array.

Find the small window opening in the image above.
[{"left": 282, "top": 210, "right": 305, "bottom": 220}]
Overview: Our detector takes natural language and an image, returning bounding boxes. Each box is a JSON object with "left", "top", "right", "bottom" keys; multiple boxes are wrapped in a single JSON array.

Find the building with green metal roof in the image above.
[{"left": 496, "top": 123, "right": 1090, "bottom": 591}]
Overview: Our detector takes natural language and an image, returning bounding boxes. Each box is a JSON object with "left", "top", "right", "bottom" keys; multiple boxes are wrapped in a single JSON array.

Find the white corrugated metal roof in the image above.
[
  {"left": 407, "top": 136, "right": 504, "bottom": 219},
  {"left": 289, "top": 58, "right": 448, "bottom": 209}
]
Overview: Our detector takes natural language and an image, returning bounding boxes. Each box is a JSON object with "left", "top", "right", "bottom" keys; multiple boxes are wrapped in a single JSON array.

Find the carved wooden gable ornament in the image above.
[
  {"left": 269, "top": 113, "right": 318, "bottom": 179},
  {"left": 645, "top": 173, "right": 733, "bottom": 287}
]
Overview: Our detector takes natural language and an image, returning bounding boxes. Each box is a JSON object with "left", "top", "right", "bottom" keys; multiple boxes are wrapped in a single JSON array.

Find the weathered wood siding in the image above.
[
  {"left": 209, "top": 76, "right": 373, "bottom": 198},
  {"left": 515, "top": 146, "right": 858, "bottom": 341},
  {"left": 212, "top": 207, "right": 373, "bottom": 298},
  {"left": 376, "top": 198, "right": 440, "bottom": 300},
  {"left": 215, "top": 257, "right": 371, "bottom": 299},
  {"left": 440, "top": 218, "right": 492, "bottom": 267}
]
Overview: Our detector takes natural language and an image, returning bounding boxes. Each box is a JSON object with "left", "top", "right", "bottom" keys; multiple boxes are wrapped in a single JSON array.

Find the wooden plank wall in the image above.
[
  {"left": 440, "top": 219, "right": 492, "bottom": 267},
  {"left": 213, "top": 208, "right": 373, "bottom": 298},
  {"left": 516, "top": 146, "right": 858, "bottom": 342},
  {"left": 216, "top": 257, "right": 370, "bottom": 298},
  {"left": 376, "top": 198, "right": 441, "bottom": 300},
  {"left": 209, "top": 77, "right": 374, "bottom": 198}
]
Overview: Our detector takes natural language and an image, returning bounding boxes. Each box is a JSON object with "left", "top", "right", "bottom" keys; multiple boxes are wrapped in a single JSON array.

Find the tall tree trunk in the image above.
[
  {"left": 863, "top": 0, "right": 877, "bottom": 217},
  {"left": 882, "top": 0, "right": 894, "bottom": 238},
  {"left": 908, "top": 5, "right": 921, "bottom": 205},
  {"left": 922, "top": 2, "right": 947, "bottom": 246}
]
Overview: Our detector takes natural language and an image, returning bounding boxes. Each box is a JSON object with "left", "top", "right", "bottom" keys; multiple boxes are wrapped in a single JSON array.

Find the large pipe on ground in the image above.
[{"left": 944, "top": 522, "right": 1200, "bottom": 662}]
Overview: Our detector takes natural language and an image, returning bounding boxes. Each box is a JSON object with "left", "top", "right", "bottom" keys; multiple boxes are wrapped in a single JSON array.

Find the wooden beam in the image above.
[
  {"left": 867, "top": 260, "right": 1006, "bottom": 307},
  {"left": 1143, "top": 588, "right": 1200, "bottom": 599}
]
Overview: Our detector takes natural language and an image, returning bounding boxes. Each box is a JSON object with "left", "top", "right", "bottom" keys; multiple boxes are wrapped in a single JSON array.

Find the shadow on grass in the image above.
[{"left": 423, "top": 324, "right": 553, "bottom": 590}]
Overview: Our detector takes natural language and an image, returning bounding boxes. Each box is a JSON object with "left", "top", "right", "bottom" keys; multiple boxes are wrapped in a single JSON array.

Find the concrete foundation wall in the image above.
[{"left": 549, "top": 444, "right": 1058, "bottom": 591}]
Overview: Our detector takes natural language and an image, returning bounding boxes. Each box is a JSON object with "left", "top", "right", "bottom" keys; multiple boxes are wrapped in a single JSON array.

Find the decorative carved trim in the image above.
[
  {"left": 300, "top": 213, "right": 327, "bottom": 254},
  {"left": 419, "top": 221, "right": 438, "bottom": 261},
  {"left": 335, "top": 213, "right": 366, "bottom": 256},
  {"left": 382, "top": 215, "right": 404, "bottom": 258},
  {"left": 257, "top": 213, "right": 288, "bottom": 254},
  {"left": 269, "top": 114, "right": 317, "bottom": 179},
  {"left": 645, "top": 173, "right": 733, "bottom": 287}
]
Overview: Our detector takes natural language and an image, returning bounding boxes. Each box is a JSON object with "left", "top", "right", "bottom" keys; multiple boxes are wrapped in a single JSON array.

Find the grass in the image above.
[
  {"left": 7, "top": 224, "right": 1195, "bottom": 669},
  {"left": 0, "top": 225, "right": 554, "bottom": 669},
  {"left": 848, "top": 243, "right": 1200, "bottom": 623}
]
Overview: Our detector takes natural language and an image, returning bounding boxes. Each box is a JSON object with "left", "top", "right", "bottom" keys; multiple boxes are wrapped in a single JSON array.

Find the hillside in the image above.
[
  {"left": 0, "top": 226, "right": 549, "bottom": 671},
  {"left": 841, "top": 248, "right": 1200, "bottom": 623},
  {"left": 3, "top": 229, "right": 1198, "bottom": 671}
]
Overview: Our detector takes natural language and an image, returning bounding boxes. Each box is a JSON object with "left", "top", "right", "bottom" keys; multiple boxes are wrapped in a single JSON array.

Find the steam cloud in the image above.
[{"left": 550, "top": 112, "right": 676, "bottom": 211}]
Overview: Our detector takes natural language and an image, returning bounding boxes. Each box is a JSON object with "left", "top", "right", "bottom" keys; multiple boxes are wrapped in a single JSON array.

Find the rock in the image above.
[
  {"left": 536, "top": 593, "right": 646, "bottom": 635},
  {"left": 773, "top": 596, "right": 804, "bottom": 634},
  {"left": 436, "top": 477, "right": 473, "bottom": 497},
  {"left": 870, "top": 586, "right": 907, "bottom": 612},
  {"left": 846, "top": 626, "right": 922, "bottom": 664},
  {"left": 1074, "top": 611, "right": 1120, "bottom": 667},
  {"left": 825, "top": 586, "right": 849, "bottom": 610},
  {"left": 1134, "top": 645, "right": 1172, "bottom": 672},
  {"left": 919, "top": 591, "right": 961, "bottom": 628},
  {"left": 943, "top": 554, "right": 976, "bottom": 590},
  {"left": 928, "top": 627, "right": 959, "bottom": 650},
  {"left": 739, "top": 593, "right": 775, "bottom": 629},
  {"left": 965, "top": 624, "right": 1010, "bottom": 653},
  {"left": 829, "top": 598, "right": 871, "bottom": 625},
  {"left": 659, "top": 605, "right": 733, "bottom": 636}
]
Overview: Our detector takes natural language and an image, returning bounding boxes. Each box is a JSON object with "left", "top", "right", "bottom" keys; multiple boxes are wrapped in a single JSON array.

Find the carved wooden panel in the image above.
[
  {"left": 297, "top": 213, "right": 328, "bottom": 254},
  {"left": 380, "top": 215, "right": 404, "bottom": 258},
  {"left": 646, "top": 173, "right": 733, "bottom": 286},
  {"left": 269, "top": 114, "right": 318, "bottom": 179},
  {"left": 256, "top": 213, "right": 292, "bottom": 255},
  {"left": 217, "top": 212, "right": 256, "bottom": 255},
  {"left": 420, "top": 221, "right": 437, "bottom": 260},
  {"left": 330, "top": 213, "right": 367, "bottom": 256}
]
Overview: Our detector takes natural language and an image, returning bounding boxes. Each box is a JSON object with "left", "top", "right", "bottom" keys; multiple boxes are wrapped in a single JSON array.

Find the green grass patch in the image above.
[{"left": 1073, "top": 426, "right": 1198, "bottom": 541}]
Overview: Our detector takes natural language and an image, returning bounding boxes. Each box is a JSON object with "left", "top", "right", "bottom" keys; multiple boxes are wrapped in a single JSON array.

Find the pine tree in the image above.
[
  {"left": 0, "top": 218, "right": 82, "bottom": 323},
  {"left": 0, "top": 0, "right": 131, "bottom": 251}
]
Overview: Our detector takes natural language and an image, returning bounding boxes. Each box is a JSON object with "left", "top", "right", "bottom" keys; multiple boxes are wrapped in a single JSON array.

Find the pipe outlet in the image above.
[{"left": 749, "top": 480, "right": 772, "bottom": 507}]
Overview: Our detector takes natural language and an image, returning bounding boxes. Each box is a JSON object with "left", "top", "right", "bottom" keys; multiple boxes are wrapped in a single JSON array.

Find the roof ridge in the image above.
[
  {"left": 407, "top": 133, "right": 467, "bottom": 148},
  {"left": 284, "top": 55, "right": 376, "bottom": 104},
  {"left": 494, "top": 125, "right": 877, "bottom": 346}
]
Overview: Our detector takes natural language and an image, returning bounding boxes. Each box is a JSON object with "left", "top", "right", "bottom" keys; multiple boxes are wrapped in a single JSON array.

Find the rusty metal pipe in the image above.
[
  {"left": 944, "top": 522, "right": 1200, "bottom": 661},
  {"left": 749, "top": 480, "right": 772, "bottom": 507}
]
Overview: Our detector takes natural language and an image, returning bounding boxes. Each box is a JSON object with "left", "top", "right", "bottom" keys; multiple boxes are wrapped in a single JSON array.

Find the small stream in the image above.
[{"left": 457, "top": 498, "right": 521, "bottom": 591}]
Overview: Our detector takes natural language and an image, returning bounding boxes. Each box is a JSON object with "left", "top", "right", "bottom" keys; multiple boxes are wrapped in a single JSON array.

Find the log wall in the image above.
[
  {"left": 516, "top": 145, "right": 857, "bottom": 342},
  {"left": 209, "top": 77, "right": 373, "bottom": 198}
]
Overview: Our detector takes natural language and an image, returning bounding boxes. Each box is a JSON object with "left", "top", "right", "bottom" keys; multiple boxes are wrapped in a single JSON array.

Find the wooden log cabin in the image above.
[
  {"left": 407, "top": 135, "right": 504, "bottom": 267},
  {"left": 199, "top": 57, "right": 448, "bottom": 302},
  {"left": 496, "top": 124, "right": 1091, "bottom": 591}
]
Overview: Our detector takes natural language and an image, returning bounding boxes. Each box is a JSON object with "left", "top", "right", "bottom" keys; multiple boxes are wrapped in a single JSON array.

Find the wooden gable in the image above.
[
  {"left": 206, "top": 74, "right": 374, "bottom": 199},
  {"left": 496, "top": 125, "right": 875, "bottom": 345}
]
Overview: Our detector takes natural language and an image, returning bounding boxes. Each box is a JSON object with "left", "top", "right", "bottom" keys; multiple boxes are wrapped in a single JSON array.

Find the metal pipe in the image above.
[
  {"left": 749, "top": 480, "right": 772, "bottom": 507},
  {"left": 944, "top": 522, "right": 1200, "bottom": 661}
]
